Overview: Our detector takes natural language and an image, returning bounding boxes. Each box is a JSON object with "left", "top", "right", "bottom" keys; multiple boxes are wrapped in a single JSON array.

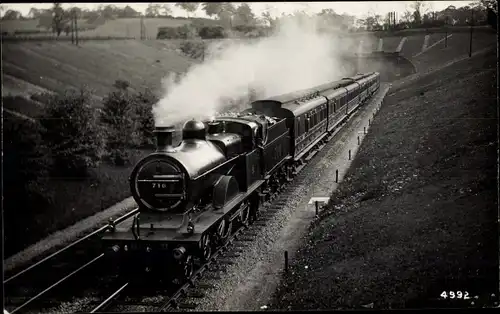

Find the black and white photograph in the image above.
[{"left": 2, "top": 1, "right": 498, "bottom": 312}]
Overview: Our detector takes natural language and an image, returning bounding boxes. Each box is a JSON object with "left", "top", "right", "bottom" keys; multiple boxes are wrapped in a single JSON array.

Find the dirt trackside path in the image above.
[{"left": 270, "top": 48, "right": 498, "bottom": 309}]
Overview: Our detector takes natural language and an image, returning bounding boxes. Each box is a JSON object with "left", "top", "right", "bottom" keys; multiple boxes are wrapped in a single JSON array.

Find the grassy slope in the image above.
[
  {"left": 270, "top": 48, "right": 498, "bottom": 309},
  {"left": 2, "top": 40, "right": 196, "bottom": 116}
]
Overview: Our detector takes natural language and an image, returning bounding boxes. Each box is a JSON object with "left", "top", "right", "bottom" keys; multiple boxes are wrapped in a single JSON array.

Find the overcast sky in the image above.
[{"left": 3, "top": 1, "right": 473, "bottom": 19}]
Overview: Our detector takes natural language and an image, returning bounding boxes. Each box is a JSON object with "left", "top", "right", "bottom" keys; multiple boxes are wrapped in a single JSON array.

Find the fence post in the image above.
[
  {"left": 469, "top": 9, "right": 473, "bottom": 58},
  {"left": 284, "top": 251, "right": 289, "bottom": 272},
  {"left": 71, "top": 12, "right": 74, "bottom": 44},
  {"left": 315, "top": 201, "right": 319, "bottom": 216},
  {"left": 348, "top": 150, "right": 351, "bottom": 160},
  {"left": 336, "top": 169, "right": 338, "bottom": 183}
]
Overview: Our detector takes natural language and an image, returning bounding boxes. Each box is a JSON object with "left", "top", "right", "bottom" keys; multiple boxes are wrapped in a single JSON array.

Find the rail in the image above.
[
  {"left": 90, "top": 282, "right": 130, "bottom": 313},
  {"left": 9, "top": 254, "right": 105, "bottom": 314},
  {"left": 4, "top": 208, "right": 139, "bottom": 284}
]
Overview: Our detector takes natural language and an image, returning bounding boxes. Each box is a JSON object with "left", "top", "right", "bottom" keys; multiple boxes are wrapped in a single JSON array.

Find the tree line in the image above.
[{"left": 2, "top": 1, "right": 496, "bottom": 35}]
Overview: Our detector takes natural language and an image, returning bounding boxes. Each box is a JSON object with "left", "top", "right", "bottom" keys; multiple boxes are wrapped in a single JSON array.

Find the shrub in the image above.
[
  {"left": 133, "top": 89, "right": 157, "bottom": 148},
  {"left": 198, "top": 26, "right": 226, "bottom": 39},
  {"left": 30, "top": 91, "right": 54, "bottom": 104},
  {"left": 3, "top": 117, "right": 53, "bottom": 254},
  {"left": 101, "top": 84, "right": 141, "bottom": 165},
  {"left": 157, "top": 24, "right": 198, "bottom": 39},
  {"left": 39, "top": 89, "right": 105, "bottom": 177},
  {"left": 233, "top": 24, "right": 256, "bottom": 33},
  {"left": 180, "top": 40, "right": 206, "bottom": 59}
]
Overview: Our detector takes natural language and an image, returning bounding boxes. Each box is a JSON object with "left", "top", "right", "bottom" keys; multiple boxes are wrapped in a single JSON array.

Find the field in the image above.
[
  {"left": 270, "top": 45, "right": 498, "bottom": 309},
  {"left": 1, "top": 17, "right": 221, "bottom": 39},
  {"left": 1, "top": 18, "right": 93, "bottom": 34},
  {"left": 2, "top": 40, "right": 196, "bottom": 117}
]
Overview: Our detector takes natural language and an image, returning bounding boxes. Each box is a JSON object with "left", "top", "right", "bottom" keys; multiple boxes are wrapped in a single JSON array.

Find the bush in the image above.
[
  {"left": 133, "top": 89, "right": 157, "bottom": 148},
  {"left": 3, "top": 117, "right": 53, "bottom": 254},
  {"left": 30, "top": 91, "right": 54, "bottom": 104},
  {"left": 198, "top": 26, "right": 226, "bottom": 39},
  {"left": 101, "top": 84, "right": 141, "bottom": 165},
  {"left": 180, "top": 40, "right": 206, "bottom": 59},
  {"left": 157, "top": 24, "right": 198, "bottom": 39},
  {"left": 233, "top": 24, "right": 256, "bottom": 33},
  {"left": 39, "top": 89, "right": 105, "bottom": 177}
]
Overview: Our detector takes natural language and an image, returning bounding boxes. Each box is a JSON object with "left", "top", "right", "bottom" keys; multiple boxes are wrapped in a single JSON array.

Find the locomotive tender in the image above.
[{"left": 102, "top": 72, "right": 381, "bottom": 281}]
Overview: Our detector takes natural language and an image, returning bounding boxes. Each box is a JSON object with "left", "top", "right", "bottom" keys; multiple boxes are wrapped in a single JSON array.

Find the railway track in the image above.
[
  {"left": 85, "top": 86, "right": 389, "bottom": 313},
  {"left": 3, "top": 209, "right": 139, "bottom": 314}
]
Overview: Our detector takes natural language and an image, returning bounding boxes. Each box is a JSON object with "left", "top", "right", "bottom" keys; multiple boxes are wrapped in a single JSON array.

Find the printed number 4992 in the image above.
[{"left": 440, "top": 291, "right": 470, "bottom": 299}]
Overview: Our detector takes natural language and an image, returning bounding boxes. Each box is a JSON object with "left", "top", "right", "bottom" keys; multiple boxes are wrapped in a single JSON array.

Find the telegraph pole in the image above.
[
  {"left": 71, "top": 11, "right": 75, "bottom": 44},
  {"left": 140, "top": 15, "right": 146, "bottom": 40},
  {"left": 74, "top": 14, "right": 79, "bottom": 46}
]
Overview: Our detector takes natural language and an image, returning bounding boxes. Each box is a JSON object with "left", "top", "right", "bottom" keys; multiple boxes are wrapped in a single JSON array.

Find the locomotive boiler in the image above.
[{"left": 101, "top": 71, "right": 381, "bottom": 282}]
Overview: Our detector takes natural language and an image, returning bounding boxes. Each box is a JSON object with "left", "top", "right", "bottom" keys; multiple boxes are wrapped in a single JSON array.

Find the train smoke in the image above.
[{"left": 153, "top": 16, "right": 357, "bottom": 127}]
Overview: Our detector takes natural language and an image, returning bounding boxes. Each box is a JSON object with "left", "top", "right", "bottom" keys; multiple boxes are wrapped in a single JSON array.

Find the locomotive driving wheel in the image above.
[
  {"left": 215, "top": 218, "right": 232, "bottom": 246},
  {"left": 199, "top": 233, "right": 212, "bottom": 262},
  {"left": 183, "top": 255, "right": 194, "bottom": 279},
  {"left": 239, "top": 201, "right": 250, "bottom": 226}
]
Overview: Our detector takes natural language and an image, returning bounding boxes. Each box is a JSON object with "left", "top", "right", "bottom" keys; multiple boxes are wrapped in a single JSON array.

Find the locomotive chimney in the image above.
[{"left": 154, "top": 126, "right": 175, "bottom": 152}]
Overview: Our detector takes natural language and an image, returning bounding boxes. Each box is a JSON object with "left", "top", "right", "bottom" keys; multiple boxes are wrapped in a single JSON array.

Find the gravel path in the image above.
[{"left": 193, "top": 86, "right": 390, "bottom": 311}]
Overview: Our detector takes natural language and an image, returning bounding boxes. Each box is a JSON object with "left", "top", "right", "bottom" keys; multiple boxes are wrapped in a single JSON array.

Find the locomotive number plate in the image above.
[{"left": 151, "top": 182, "right": 169, "bottom": 189}]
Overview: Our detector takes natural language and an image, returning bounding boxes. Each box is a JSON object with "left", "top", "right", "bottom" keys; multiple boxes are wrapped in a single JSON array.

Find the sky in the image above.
[{"left": 2, "top": 1, "right": 473, "bottom": 20}]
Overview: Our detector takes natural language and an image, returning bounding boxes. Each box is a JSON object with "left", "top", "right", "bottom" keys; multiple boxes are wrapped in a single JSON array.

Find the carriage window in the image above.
[{"left": 297, "top": 117, "right": 301, "bottom": 136}]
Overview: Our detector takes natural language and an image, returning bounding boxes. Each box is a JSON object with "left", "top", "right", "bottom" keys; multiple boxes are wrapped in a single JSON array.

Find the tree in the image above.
[
  {"left": 52, "top": 3, "right": 65, "bottom": 36},
  {"left": 362, "top": 13, "right": 382, "bottom": 30},
  {"left": 145, "top": 3, "right": 162, "bottom": 17},
  {"left": 411, "top": 1, "right": 430, "bottom": 25},
  {"left": 176, "top": 3, "right": 199, "bottom": 18},
  {"left": 161, "top": 4, "right": 172, "bottom": 16},
  {"left": 234, "top": 3, "right": 255, "bottom": 25},
  {"left": 202, "top": 2, "right": 224, "bottom": 18},
  {"left": 101, "top": 4, "right": 118, "bottom": 19},
  {"left": 39, "top": 90, "right": 105, "bottom": 177},
  {"left": 2, "top": 9, "right": 22, "bottom": 20},
  {"left": 401, "top": 9, "right": 413, "bottom": 24},
  {"left": 67, "top": 6, "right": 82, "bottom": 19},
  {"left": 201, "top": 2, "right": 235, "bottom": 27},
  {"left": 101, "top": 84, "right": 140, "bottom": 165},
  {"left": 261, "top": 11, "right": 277, "bottom": 28},
  {"left": 121, "top": 5, "right": 139, "bottom": 18},
  {"left": 474, "top": 0, "right": 498, "bottom": 13}
]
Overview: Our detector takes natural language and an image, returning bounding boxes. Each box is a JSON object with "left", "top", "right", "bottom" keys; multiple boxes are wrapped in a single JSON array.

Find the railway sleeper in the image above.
[
  {"left": 196, "top": 282, "right": 216, "bottom": 289},
  {"left": 178, "top": 301, "right": 199, "bottom": 309},
  {"left": 186, "top": 289, "right": 206, "bottom": 298}
]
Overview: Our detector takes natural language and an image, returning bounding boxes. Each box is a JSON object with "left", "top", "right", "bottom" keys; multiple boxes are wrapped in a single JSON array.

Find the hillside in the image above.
[
  {"left": 2, "top": 40, "right": 197, "bottom": 116},
  {"left": 270, "top": 46, "right": 498, "bottom": 309}
]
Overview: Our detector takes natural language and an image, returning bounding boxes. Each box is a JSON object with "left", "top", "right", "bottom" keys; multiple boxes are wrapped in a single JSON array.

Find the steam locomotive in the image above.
[{"left": 102, "top": 72, "right": 381, "bottom": 281}]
